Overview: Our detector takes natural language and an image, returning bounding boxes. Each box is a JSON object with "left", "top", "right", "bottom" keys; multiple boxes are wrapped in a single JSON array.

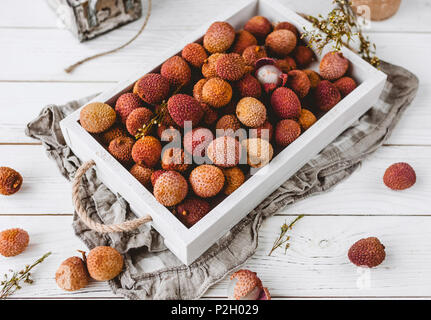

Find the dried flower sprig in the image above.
[
  {"left": 301, "top": 0, "right": 380, "bottom": 67},
  {"left": 268, "top": 215, "right": 303, "bottom": 256},
  {"left": 1, "top": 252, "right": 51, "bottom": 299}
]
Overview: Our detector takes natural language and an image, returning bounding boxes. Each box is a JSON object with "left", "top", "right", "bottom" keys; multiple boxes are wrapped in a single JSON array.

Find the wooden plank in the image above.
[{"left": 2, "top": 215, "right": 431, "bottom": 298}]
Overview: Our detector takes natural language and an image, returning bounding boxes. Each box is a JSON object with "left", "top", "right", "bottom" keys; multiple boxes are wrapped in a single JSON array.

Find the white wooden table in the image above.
[{"left": 0, "top": 0, "right": 430, "bottom": 299}]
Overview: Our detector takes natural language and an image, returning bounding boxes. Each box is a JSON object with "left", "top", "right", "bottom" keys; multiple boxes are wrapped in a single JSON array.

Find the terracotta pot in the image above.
[{"left": 352, "top": 0, "right": 401, "bottom": 21}]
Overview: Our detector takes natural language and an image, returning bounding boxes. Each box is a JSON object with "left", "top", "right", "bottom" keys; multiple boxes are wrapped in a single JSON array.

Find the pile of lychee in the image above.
[{"left": 79, "top": 15, "right": 359, "bottom": 229}]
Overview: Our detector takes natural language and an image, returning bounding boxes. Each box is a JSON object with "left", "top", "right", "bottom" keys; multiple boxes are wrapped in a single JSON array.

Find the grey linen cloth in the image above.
[{"left": 26, "top": 61, "right": 418, "bottom": 299}]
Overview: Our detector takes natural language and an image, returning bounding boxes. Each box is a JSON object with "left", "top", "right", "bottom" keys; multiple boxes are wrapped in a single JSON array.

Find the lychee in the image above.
[
  {"left": 287, "top": 70, "right": 311, "bottom": 98},
  {"left": 202, "top": 53, "right": 224, "bottom": 78},
  {"left": 167, "top": 94, "right": 203, "bottom": 127},
  {"left": 192, "top": 78, "right": 208, "bottom": 103},
  {"left": 216, "top": 53, "right": 246, "bottom": 81},
  {"left": 315, "top": 80, "right": 341, "bottom": 111},
  {"left": 207, "top": 136, "right": 242, "bottom": 168},
  {"left": 182, "top": 43, "right": 208, "bottom": 68},
  {"left": 236, "top": 97, "right": 267, "bottom": 128},
  {"left": 189, "top": 165, "right": 225, "bottom": 198},
  {"left": 129, "top": 164, "right": 153, "bottom": 188},
  {"left": 274, "top": 21, "right": 298, "bottom": 37},
  {"left": 303, "top": 69, "right": 321, "bottom": 89},
  {"left": 161, "top": 148, "right": 190, "bottom": 173},
  {"left": 0, "top": 167, "right": 23, "bottom": 196},
  {"left": 271, "top": 87, "right": 301, "bottom": 119},
  {"left": 223, "top": 167, "right": 245, "bottom": 195},
  {"left": 275, "top": 56, "right": 297, "bottom": 73},
  {"left": 334, "top": 76, "right": 357, "bottom": 97},
  {"left": 100, "top": 124, "right": 128, "bottom": 145},
  {"left": 216, "top": 115, "right": 241, "bottom": 134},
  {"left": 151, "top": 169, "right": 167, "bottom": 187},
  {"left": 242, "top": 45, "right": 267, "bottom": 67},
  {"left": 236, "top": 74, "right": 262, "bottom": 98},
  {"left": 201, "top": 77, "right": 232, "bottom": 108},
  {"left": 175, "top": 198, "right": 211, "bottom": 228},
  {"left": 320, "top": 51, "right": 349, "bottom": 80},
  {"left": 383, "top": 162, "right": 416, "bottom": 190},
  {"left": 348, "top": 237, "right": 386, "bottom": 268},
  {"left": 293, "top": 46, "right": 315, "bottom": 68},
  {"left": 203, "top": 22, "right": 235, "bottom": 53},
  {"left": 298, "top": 109, "right": 317, "bottom": 131},
  {"left": 134, "top": 73, "right": 170, "bottom": 105},
  {"left": 131, "top": 136, "right": 162, "bottom": 168},
  {"left": 252, "top": 120, "right": 273, "bottom": 141},
  {"left": 183, "top": 127, "right": 214, "bottom": 158},
  {"left": 201, "top": 102, "right": 219, "bottom": 126},
  {"left": 241, "top": 138, "right": 274, "bottom": 168},
  {"left": 265, "top": 29, "right": 297, "bottom": 56},
  {"left": 0, "top": 228, "right": 29, "bottom": 257},
  {"left": 55, "top": 256, "right": 89, "bottom": 292},
  {"left": 232, "top": 30, "right": 257, "bottom": 54},
  {"left": 275, "top": 119, "right": 301, "bottom": 147},
  {"left": 86, "top": 246, "right": 124, "bottom": 281},
  {"left": 255, "top": 62, "right": 285, "bottom": 93},
  {"left": 108, "top": 136, "right": 134, "bottom": 165},
  {"left": 228, "top": 269, "right": 270, "bottom": 300},
  {"left": 161, "top": 56, "right": 191, "bottom": 88},
  {"left": 125, "top": 107, "right": 153, "bottom": 136},
  {"left": 244, "top": 16, "right": 272, "bottom": 40},
  {"left": 154, "top": 171, "right": 188, "bottom": 206},
  {"left": 115, "top": 93, "right": 144, "bottom": 123},
  {"left": 80, "top": 102, "right": 116, "bottom": 133}
]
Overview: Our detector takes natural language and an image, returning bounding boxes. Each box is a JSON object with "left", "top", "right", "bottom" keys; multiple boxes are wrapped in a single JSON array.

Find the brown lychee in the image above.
[
  {"left": 203, "top": 21, "right": 235, "bottom": 53},
  {"left": 80, "top": 102, "right": 116, "bottom": 133},
  {"left": 161, "top": 56, "right": 191, "bottom": 88},
  {"left": 271, "top": 87, "right": 301, "bottom": 119},
  {"left": 0, "top": 167, "right": 23, "bottom": 196},
  {"left": 334, "top": 76, "right": 357, "bottom": 97},
  {"left": 298, "top": 109, "right": 317, "bottom": 131},
  {"left": 223, "top": 167, "right": 245, "bottom": 195},
  {"left": 242, "top": 45, "right": 267, "bottom": 66},
  {"left": 182, "top": 43, "right": 208, "bottom": 68},
  {"left": 293, "top": 46, "right": 315, "bottom": 68},
  {"left": 202, "top": 53, "right": 224, "bottom": 78},
  {"left": 232, "top": 30, "right": 257, "bottom": 54},
  {"left": 242, "top": 138, "right": 274, "bottom": 168},
  {"left": 275, "top": 119, "right": 301, "bottom": 147},
  {"left": 320, "top": 51, "right": 349, "bottom": 80},
  {"left": 274, "top": 21, "right": 298, "bottom": 37},
  {"left": 216, "top": 114, "right": 241, "bottom": 134},
  {"left": 131, "top": 136, "right": 162, "bottom": 168},
  {"left": 189, "top": 165, "right": 225, "bottom": 198},
  {"left": 183, "top": 127, "right": 214, "bottom": 158},
  {"left": 134, "top": 73, "right": 170, "bottom": 105},
  {"left": 265, "top": 30, "right": 297, "bottom": 56},
  {"left": 244, "top": 16, "right": 272, "bottom": 40},
  {"left": 115, "top": 93, "right": 144, "bottom": 123},
  {"left": 167, "top": 94, "right": 203, "bottom": 127},
  {"left": 130, "top": 164, "right": 153, "bottom": 188},
  {"left": 151, "top": 169, "right": 167, "bottom": 187},
  {"left": 108, "top": 136, "right": 134, "bottom": 165},
  {"left": 236, "top": 74, "right": 262, "bottom": 98},
  {"left": 287, "top": 70, "right": 311, "bottom": 98},
  {"left": 303, "top": 69, "right": 321, "bottom": 89},
  {"left": 383, "top": 162, "right": 416, "bottom": 190},
  {"left": 201, "top": 102, "right": 219, "bottom": 126},
  {"left": 100, "top": 124, "right": 128, "bottom": 145},
  {"left": 125, "top": 107, "right": 153, "bottom": 136},
  {"left": 55, "top": 256, "right": 89, "bottom": 292},
  {"left": 201, "top": 77, "right": 232, "bottom": 108},
  {"left": 161, "top": 148, "right": 190, "bottom": 173},
  {"left": 86, "top": 246, "right": 124, "bottom": 281},
  {"left": 207, "top": 136, "right": 242, "bottom": 168},
  {"left": 216, "top": 53, "right": 246, "bottom": 81},
  {"left": 275, "top": 56, "right": 297, "bottom": 73},
  {"left": 348, "top": 237, "right": 386, "bottom": 268},
  {"left": 315, "top": 80, "right": 341, "bottom": 111},
  {"left": 193, "top": 78, "right": 208, "bottom": 103},
  {"left": 175, "top": 198, "right": 211, "bottom": 228},
  {"left": 0, "top": 228, "right": 29, "bottom": 257},
  {"left": 154, "top": 171, "right": 188, "bottom": 206},
  {"left": 236, "top": 97, "right": 267, "bottom": 127}
]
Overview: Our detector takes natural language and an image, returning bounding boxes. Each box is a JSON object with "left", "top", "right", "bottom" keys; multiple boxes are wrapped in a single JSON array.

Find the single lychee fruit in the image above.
[
  {"left": 236, "top": 74, "right": 262, "bottom": 98},
  {"left": 320, "top": 51, "right": 349, "bottom": 80},
  {"left": 115, "top": 93, "right": 144, "bottom": 123},
  {"left": 315, "top": 80, "right": 341, "bottom": 111},
  {"left": 157, "top": 124, "right": 180, "bottom": 143},
  {"left": 334, "top": 76, "right": 357, "bottom": 97},
  {"left": 271, "top": 87, "right": 301, "bottom": 119},
  {"left": 216, "top": 53, "right": 246, "bottom": 81},
  {"left": 228, "top": 269, "right": 270, "bottom": 300},
  {"left": 0, "top": 228, "right": 29, "bottom": 257},
  {"left": 293, "top": 46, "right": 315, "bottom": 68},
  {"left": 298, "top": 109, "right": 317, "bottom": 131},
  {"left": 86, "top": 246, "right": 124, "bottom": 281},
  {"left": 108, "top": 136, "right": 134, "bottom": 165},
  {"left": 265, "top": 30, "right": 297, "bottom": 56},
  {"left": 0, "top": 167, "right": 23, "bottom": 196},
  {"left": 275, "top": 119, "right": 301, "bottom": 147},
  {"left": 275, "top": 56, "right": 297, "bottom": 73},
  {"left": 192, "top": 78, "right": 208, "bottom": 103},
  {"left": 244, "top": 16, "right": 272, "bottom": 40},
  {"left": 383, "top": 162, "right": 416, "bottom": 190},
  {"left": 181, "top": 43, "right": 208, "bottom": 68},
  {"left": 129, "top": 164, "right": 153, "bottom": 188},
  {"left": 201, "top": 102, "right": 219, "bottom": 126},
  {"left": 175, "top": 198, "right": 211, "bottom": 228},
  {"left": 131, "top": 136, "right": 162, "bottom": 168},
  {"left": 255, "top": 63, "right": 285, "bottom": 93},
  {"left": 223, "top": 167, "right": 245, "bottom": 195},
  {"left": 287, "top": 70, "right": 311, "bottom": 98},
  {"left": 203, "top": 21, "right": 235, "bottom": 53},
  {"left": 183, "top": 127, "right": 214, "bottom": 158},
  {"left": 134, "top": 73, "right": 170, "bottom": 105},
  {"left": 207, "top": 136, "right": 242, "bottom": 168},
  {"left": 242, "top": 45, "right": 267, "bottom": 67},
  {"left": 167, "top": 94, "right": 203, "bottom": 127},
  {"left": 216, "top": 115, "right": 241, "bottom": 134},
  {"left": 232, "top": 30, "right": 257, "bottom": 54},
  {"left": 161, "top": 56, "right": 191, "bottom": 88},
  {"left": 274, "top": 21, "right": 298, "bottom": 37},
  {"left": 220, "top": 99, "right": 238, "bottom": 116},
  {"left": 154, "top": 171, "right": 188, "bottom": 206},
  {"left": 151, "top": 169, "right": 167, "bottom": 187},
  {"left": 100, "top": 124, "right": 128, "bottom": 146},
  {"left": 125, "top": 107, "right": 153, "bottom": 136},
  {"left": 304, "top": 69, "right": 321, "bottom": 89},
  {"left": 236, "top": 97, "right": 267, "bottom": 128},
  {"left": 348, "top": 237, "right": 386, "bottom": 268},
  {"left": 161, "top": 148, "right": 190, "bottom": 173},
  {"left": 242, "top": 138, "right": 274, "bottom": 168},
  {"left": 202, "top": 53, "right": 224, "bottom": 78},
  {"left": 251, "top": 120, "right": 274, "bottom": 141},
  {"left": 80, "top": 102, "right": 116, "bottom": 133},
  {"left": 201, "top": 77, "right": 233, "bottom": 108},
  {"left": 189, "top": 165, "right": 225, "bottom": 198},
  {"left": 55, "top": 255, "right": 89, "bottom": 292}
]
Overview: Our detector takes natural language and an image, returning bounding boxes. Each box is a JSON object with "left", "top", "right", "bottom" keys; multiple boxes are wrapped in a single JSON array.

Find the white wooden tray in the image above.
[{"left": 60, "top": 0, "right": 387, "bottom": 265}]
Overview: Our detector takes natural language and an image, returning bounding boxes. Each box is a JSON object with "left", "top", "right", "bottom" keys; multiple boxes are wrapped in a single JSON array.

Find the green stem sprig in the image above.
[{"left": 268, "top": 215, "right": 304, "bottom": 256}]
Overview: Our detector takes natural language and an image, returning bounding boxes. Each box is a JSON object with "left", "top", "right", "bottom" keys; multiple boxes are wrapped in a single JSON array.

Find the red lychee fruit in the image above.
[
  {"left": 320, "top": 51, "right": 349, "bottom": 80},
  {"left": 223, "top": 167, "right": 245, "bottom": 195},
  {"left": 0, "top": 167, "right": 23, "bottom": 196},
  {"left": 115, "top": 93, "right": 144, "bottom": 124},
  {"left": 125, "top": 107, "right": 153, "bottom": 136},
  {"left": 80, "top": 102, "right": 116, "bottom": 134},
  {"left": 274, "top": 21, "right": 298, "bottom": 38},
  {"left": 265, "top": 30, "right": 297, "bottom": 56},
  {"left": 236, "top": 97, "right": 267, "bottom": 128},
  {"left": 55, "top": 256, "right": 89, "bottom": 291},
  {"left": 287, "top": 70, "right": 311, "bottom": 98},
  {"left": 201, "top": 102, "right": 219, "bottom": 126},
  {"left": 0, "top": 228, "right": 29, "bottom": 257},
  {"left": 167, "top": 94, "right": 203, "bottom": 127},
  {"left": 131, "top": 136, "right": 162, "bottom": 168},
  {"left": 108, "top": 136, "right": 134, "bottom": 165},
  {"left": 228, "top": 269, "right": 270, "bottom": 300},
  {"left": 100, "top": 124, "right": 128, "bottom": 146},
  {"left": 86, "top": 246, "right": 124, "bottom": 281},
  {"left": 236, "top": 74, "right": 262, "bottom": 98},
  {"left": 202, "top": 53, "right": 225, "bottom": 78},
  {"left": 242, "top": 45, "right": 267, "bottom": 67},
  {"left": 251, "top": 120, "right": 274, "bottom": 141},
  {"left": 334, "top": 76, "right": 357, "bottom": 97},
  {"left": 181, "top": 43, "right": 208, "bottom": 68},
  {"left": 315, "top": 80, "right": 341, "bottom": 111},
  {"left": 161, "top": 148, "right": 190, "bottom": 173},
  {"left": 216, "top": 115, "right": 241, "bottom": 135},
  {"left": 275, "top": 119, "right": 301, "bottom": 147},
  {"left": 130, "top": 164, "right": 153, "bottom": 188},
  {"left": 303, "top": 69, "right": 321, "bottom": 89},
  {"left": 275, "top": 56, "right": 297, "bottom": 73},
  {"left": 232, "top": 30, "right": 257, "bottom": 54},
  {"left": 189, "top": 165, "right": 225, "bottom": 198},
  {"left": 134, "top": 73, "right": 170, "bottom": 105},
  {"left": 154, "top": 171, "right": 188, "bottom": 207},
  {"left": 161, "top": 56, "right": 191, "bottom": 88},
  {"left": 293, "top": 46, "right": 315, "bottom": 68},
  {"left": 383, "top": 162, "right": 416, "bottom": 190},
  {"left": 216, "top": 53, "right": 246, "bottom": 81},
  {"left": 201, "top": 78, "right": 232, "bottom": 108},
  {"left": 175, "top": 198, "right": 211, "bottom": 228},
  {"left": 183, "top": 127, "right": 214, "bottom": 158},
  {"left": 271, "top": 87, "right": 301, "bottom": 119},
  {"left": 203, "top": 22, "right": 235, "bottom": 53},
  {"left": 348, "top": 237, "right": 386, "bottom": 268},
  {"left": 207, "top": 136, "right": 242, "bottom": 168},
  {"left": 151, "top": 169, "right": 167, "bottom": 187},
  {"left": 244, "top": 16, "right": 272, "bottom": 40},
  {"left": 298, "top": 109, "right": 317, "bottom": 131}
]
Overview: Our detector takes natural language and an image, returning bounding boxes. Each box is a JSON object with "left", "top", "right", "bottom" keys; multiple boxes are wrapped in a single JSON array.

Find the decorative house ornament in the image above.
[{"left": 46, "top": 0, "right": 142, "bottom": 42}]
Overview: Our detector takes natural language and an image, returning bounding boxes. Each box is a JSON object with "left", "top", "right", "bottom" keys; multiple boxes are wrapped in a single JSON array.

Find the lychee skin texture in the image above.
[
  {"left": 334, "top": 76, "right": 357, "bottom": 97},
  {"left": 232, "top": 30, "right": 257, "bottom": 54},
  {"left": 167, "top": 94, "right": 203, "bottom": 127},
  {"left": 275, "top": 119, "right": 301, "bottom": 147},
  {"left": 223, "top": 167, "right": 245, "bottom": 195},
  {"left": 176, "top": 198, "right": 211, "bottom": 228},
  {"left": 151, "top": 170, "right": 167, "bottom": 187},
  {"left": 135, "top": 73, "right": 170, "bottom": 105},
  {"left": 126, "top": 107, "right": 153, "bottom": 136},
  {"left": 315, "top": 80, "right": 341, "bottom": 112},
  {"left": 161, "top": 56, "right": 191, "bottom": 88},
  {"left": 271, "top": 87, "right": 301, "bottom": 119},
  {"left": 154, "top": 171, "right": 188, "bottom": 207},
  {"left": 244, "top": 16, "right": 272, "bottom": 40},
  {"left": 265, "top": 30, "right": 297, "bottom": 56},
  {"left": 201, "top": 102, "right": 219, "bottom": 126},
  {"left": 0, "top": 167, "right": 23, "bottom": 196},
  {"left": 86, "top": 246, "right": 124, "bottom": 281},
  {"left": 242, "top": 138, "right": 274, "bottom": 168},
  {"left": 100, "top": 124, "right": 128, "bottom": 146},
  {"left": 183, "top": 127, "right": 214, "bottom": 157},
  {"left": 236, "top": 74, "right": 262, "bottom": 98},
  {"left": 348, "top": 237, "right": 386, "bottom": 268},
  {"left": 202, "top": 77, "right": 232, "bottom": 108},
  {"left": 80, "top": 102, "right": 116, "bottom": 133},
  {"left": 189, "top": 165, "right": 225, "bottom": 198},
  {"left": 304, "top": 69, "right": 321, "bottom": 89},
  {"left": 236, "top": 97, "right": 267, "bottom": 128},
  {"left": 203, "top": 22, "right": 235, "bottom": 53},
  {"left": 383, "top": 162, "right": 416, "bottom": 190},
  {"left": 182, "top": 43, "right": 208, "bottom": 68},
  {"left": 216, "top": 115, "right": 241, "bottom": 133},
  {"left": 161, "top": 148, "right": 190, "bottom": 173},
  {"left": 55, "top": 256, "right": 89, "bottom": 292},
  {"left": 320, "top": 51, "right": 349, "bottom": 80},
  {"left": 216, "top": 53, "right": 246, "bottom": 81},
  {"left": 242, "top": 45, "right": 267, "bottom": 66},
  {"left": 228, "top": 269, "right": 263, "bottom": 300},
  {"left": 115, "top": 93, "right": 144, "bottom": 123},
  {"left": 108, "top": 136, "right": 134, "bottom": 165},
  {"left": 287, "top": 70, "right": 311, "bottom": 98},
  {"left": 129, "top": 164, "right": 153, "bottom": 188},
  {"left": 276, "top": 56, "right": 297, "bottom": 73},
  {"left": 298, "top": 109, "right": 317, "bottom": 131},
  {"left": 202, "top": 53, "right": 224, "bottom": 78},
  {"left": 0, "top": 228, "right": 29, "bottom": 257},
  {"left": 193, "top": 78, "right": 208, "bottom": 103},
  {"left": 252, "top": 120, "right": 274, "bottom": 141},
  {"left": 274, "top": 21, "right": 298, "bottom": 37},
  {"left": 131, "top": 136, "right": 162, "bottom": 168},
  {"left": 293, "top": 46, "right": 315, "bottom": 67},
  {"left": 207, "top": 136, "right": 242, "bottom": 168}
]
